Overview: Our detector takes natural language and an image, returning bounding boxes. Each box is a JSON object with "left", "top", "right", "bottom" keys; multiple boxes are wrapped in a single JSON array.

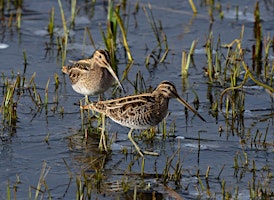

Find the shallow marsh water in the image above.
[{"left": 0, "top": 0, "right": 273, "bottom": 199}]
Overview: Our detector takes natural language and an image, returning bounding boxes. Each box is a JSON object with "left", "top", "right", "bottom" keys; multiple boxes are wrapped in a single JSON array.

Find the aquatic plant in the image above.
[
  {"left": 188, "top": 0, "right": 197, "bottom": 14},
  {"left": 162, "top": 149, "right": 182, "bottom": 185},
  {"left": 0, "top": 0, "right": 23, "bottom": 29},
  {"left": 253, "top": 1, "right": 262, "bottom": 74},
  {"left": 100, "top": 0, "right": 133, "bottom": 69},
  {"left": 33, "top": 161, "right": 52, "bottom": 200},
  {"left": 2, "top": 1, "right": 274, "bottom": 199},
  {"left": 70, "top": 0, "right": 77, "bottom": 29},
  {"left": 202, "top": 22, "right": 273, "bottom": 119},
  {"left": 1, "top": 75, "right": 18, "bottom": 128},
  {"left": 57, "top": 0, "right": 68, "bottom": 66},
  {"left": 47, "top": 7, "right": 55, "bottom": 39},
  {"left": 143, "top": 4, "right": 169, "bottom": 68},
  {"left": 181, "top": 40, "right": 198, "bottom": 76}
]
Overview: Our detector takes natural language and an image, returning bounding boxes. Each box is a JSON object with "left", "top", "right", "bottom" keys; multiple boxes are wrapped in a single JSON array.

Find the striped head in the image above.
[
  {"left": 153, "top": 81, "right": 179, "bottom": 99},
  {"left": 91, "top": 49, "right": 111, "bottom": 68},
  {"left": 92, "top": 49, "right": 125, "bottom": 93},
  {"left": 154, "top": 80, "right": 206, "bottom": 122}
]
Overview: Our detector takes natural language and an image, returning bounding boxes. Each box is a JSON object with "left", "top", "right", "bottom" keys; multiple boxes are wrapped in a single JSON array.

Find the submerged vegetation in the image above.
[{"left": 1, "top": 0, "right": 273, "bottom": 199}]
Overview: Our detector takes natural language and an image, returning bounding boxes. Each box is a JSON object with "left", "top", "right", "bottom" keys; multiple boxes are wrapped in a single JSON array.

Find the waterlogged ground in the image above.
[{"left": 0, "top": 0, "right": 273, "bottom": 199}]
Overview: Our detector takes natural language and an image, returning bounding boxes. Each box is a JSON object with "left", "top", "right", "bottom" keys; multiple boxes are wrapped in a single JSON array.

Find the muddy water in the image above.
[{"left": 0, "top": 0, "right": 273, "bottom": 199}]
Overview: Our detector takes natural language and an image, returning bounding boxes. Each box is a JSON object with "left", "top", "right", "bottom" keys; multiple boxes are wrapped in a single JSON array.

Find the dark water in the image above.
[{"left": 0, "top": 0, "right": 273, "bottom": 199}]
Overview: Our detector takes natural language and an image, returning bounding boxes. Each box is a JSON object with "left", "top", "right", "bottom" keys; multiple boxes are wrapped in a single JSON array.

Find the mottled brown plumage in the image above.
[
  {"left": 83, "top": 81, "right": 206, "bottom": 157},
  {"left": 62, "top": 49, "right": 124, "bottom": 99}
]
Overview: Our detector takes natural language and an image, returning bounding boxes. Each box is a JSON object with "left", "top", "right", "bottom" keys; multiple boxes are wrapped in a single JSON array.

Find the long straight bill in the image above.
[
  {"left": 105, "top": 62, "right": 126, "bottom": 93},
  {"left": 176, "top": 95, "right": 206, "bottom": 122}
]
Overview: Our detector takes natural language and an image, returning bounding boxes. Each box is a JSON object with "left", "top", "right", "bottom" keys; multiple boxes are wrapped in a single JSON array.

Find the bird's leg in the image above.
[
  {"left": 85, "top": 95, "right": 89, "bottom": 104},
  {"left": 83, "top": 95, "right": 93, "bottom": 119},
  {"left": 127, "top": 129, "right": 159, "bottom": 157},
  {"left": 99, "top": 113, "right": 108, "bottom": 152},
  {"left": 128, "top": 128, "right": 144, "bottom": 157}
]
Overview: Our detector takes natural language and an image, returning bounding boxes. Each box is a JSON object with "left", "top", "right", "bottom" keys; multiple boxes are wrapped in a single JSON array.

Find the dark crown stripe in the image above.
[
  {"left": 97, "top": 49, "right": 111, "bottom": 63},
  {"left": 160, "top": 80, "right": 175, "bottom": 87}
]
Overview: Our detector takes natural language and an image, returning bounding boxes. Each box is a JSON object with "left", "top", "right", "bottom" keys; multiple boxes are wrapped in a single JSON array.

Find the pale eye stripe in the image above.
[{"left": 99, "top": 49, "right": 111, "bottom": 64}]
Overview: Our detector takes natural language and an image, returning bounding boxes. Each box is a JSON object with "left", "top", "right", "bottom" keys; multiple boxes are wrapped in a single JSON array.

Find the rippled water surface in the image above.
[{"left": 0, "top": 0, "right": 273, "bottom": 199}]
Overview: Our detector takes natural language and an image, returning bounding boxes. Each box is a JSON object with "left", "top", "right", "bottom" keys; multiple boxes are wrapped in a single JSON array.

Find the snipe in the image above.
[
  {"left": 82, "top": 81, "right": 206, "bottom": 157},
  {"left": 62, "top": 49, "right": 125, "bottom": 152},
  {"left": 62, "top": 49, "right": 124, "bottom": 102}
]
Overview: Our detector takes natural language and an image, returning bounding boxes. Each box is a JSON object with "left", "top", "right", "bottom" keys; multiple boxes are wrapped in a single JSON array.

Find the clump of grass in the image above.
[
  {"left": 101, "top": 0, "right": 118, "bottom": 54},
  {"left": 240, "top": 122, "right": 272, "bottom": 150},
  {"left": 233, "top": 150, "right": 249, "bottom": 176},
  {"left": 32, "top": 161, "right": 51, "bottom": 200},
  {"left": 6, "top": 161, "right": 52, "bottom": 200},
  {"left": 143, "top": 3, "right": 169, "bottom": 68},
  {"left": 159, "top": 117, "right": 176, "bottom": 139},
  {"left": 57, "top": 0, "right": 68, "bottom": 66},
  {"left": 162, "top": 149, "right": 183, "bottom": 185},
  {"left": 230, "top": 148, "right": 274, "bottom": 199},
  {"left": 139, "top": 127, "right": 157, "bottom": 143},
  {"left": 1, "top": 50, "right": 63, "bottom": 133},
  {"left": 202, "top": 21, "right": 273, "bottom": 119},
  {"left": 29, "top": 72, "right": 43, "bottom": 106},
  {"left": 220, "top": 58, "right": 274, "bottom": 118},
  {"left": 6, "top": 175, "right": 21, "bottom": 200},
  {"left": 100, "top": 0, "right": 133, "bottom": 68},
  {"left": 0, "top": 0, "right": 23, "bottom": 30},
  {"left": 75, "top": 160, "right": 108, "bottom": 198},
  {"left": 204, "top": 32, "right": 214, "bottom": 83},
  {"left": 143, "top": 4, "right": 163, "bottom": 50},
  {"left": 181, "top": 40, "right": 198, "bottom": 76},
  {"left": 1, "top": 79, "right": 17, "bottom": 128}
]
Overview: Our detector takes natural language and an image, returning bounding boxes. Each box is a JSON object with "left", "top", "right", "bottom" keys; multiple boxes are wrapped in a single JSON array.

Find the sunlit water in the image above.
[{"left": 0, "top": 0, "right": 273, "bottom": 199}]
